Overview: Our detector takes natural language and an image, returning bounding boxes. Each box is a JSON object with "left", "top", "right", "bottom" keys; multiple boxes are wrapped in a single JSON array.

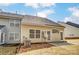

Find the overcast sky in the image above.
[{"left": 0, "top": 3, "right": 79, "bottom": 24}]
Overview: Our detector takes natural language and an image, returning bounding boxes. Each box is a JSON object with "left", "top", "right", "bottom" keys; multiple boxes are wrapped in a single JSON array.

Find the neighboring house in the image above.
[
  {"left": 59, "top": 22, "right": 79, "bottom": 39},
  {"left": 21, "top": 15, "right": 65, "bottom": 43},
  {"left": 0, "top": 12, "right": 23, "bottom": 44},
  {"left": 0, "top": 12, "right": 65, "bottom": 44}
]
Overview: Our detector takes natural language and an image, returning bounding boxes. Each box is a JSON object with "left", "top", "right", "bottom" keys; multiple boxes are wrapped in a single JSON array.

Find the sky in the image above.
[{"left": 0, "top": 3, "right": 79, "bottom": 24}]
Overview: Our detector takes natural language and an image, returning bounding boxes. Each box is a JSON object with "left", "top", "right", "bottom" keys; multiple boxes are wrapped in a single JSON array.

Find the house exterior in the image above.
[
  {"left": 0, "top": 12, "right": 65, "bottom": 44},
  {"left": 59, "top": 22, "right": 79, "bottom": 39},
  {"left": 0, "top": 12, "right": 23, "bottom": 44},
  {"left": 21, "top": 15, "right": 65, "bottom": 43}
]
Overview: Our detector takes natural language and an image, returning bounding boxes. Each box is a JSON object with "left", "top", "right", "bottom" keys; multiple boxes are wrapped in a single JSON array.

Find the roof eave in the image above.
[
  {"left": 22, "top": 23, "right": 65, "bottom": 28},
  {"left": 0, "top": 12, "right": 24, "bottom": 19}
]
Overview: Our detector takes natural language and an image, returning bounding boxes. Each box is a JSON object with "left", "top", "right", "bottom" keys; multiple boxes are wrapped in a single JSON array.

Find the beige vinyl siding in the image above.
[
  {"left": 59, "top": 23, "right": 79, "bottom": 39},
  {"left": 64, "top": 25, "right": 79, "bottom": 37},
  {"left": 21, "top": 25, "right": 64, "bottom": 43}
]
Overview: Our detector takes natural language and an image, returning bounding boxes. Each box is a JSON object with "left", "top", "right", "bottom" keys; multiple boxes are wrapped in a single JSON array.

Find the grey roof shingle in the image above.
[
  {"left": 66, "top": 22, "right": 79, "bottom": 28},
  {"left": 22, "top": 15, "right": 64, "bottom": 27},
  {"left": 0, "top": 12, "right": 23, "bottom": 19}
]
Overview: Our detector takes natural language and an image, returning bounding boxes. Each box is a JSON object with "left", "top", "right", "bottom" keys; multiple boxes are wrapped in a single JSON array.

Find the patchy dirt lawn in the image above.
[
  {"left": 0, "top": 45, "right": 18, "bottom": 55},
  {"left": 66, "top": 39, "right": 79, "bottom": 45},
  {"left": 18, "top": 43, "right": 53, "bottom": 53},
  {"left": 18, "top": 43, "right": 79, "bottom": 55}
]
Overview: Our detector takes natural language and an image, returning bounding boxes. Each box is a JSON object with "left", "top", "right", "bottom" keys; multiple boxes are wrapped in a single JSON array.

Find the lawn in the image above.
[
  {"left": 18, "top": 39, "right": 79, "bottom": 55},
  {"left": 66, "top": 39, "right": 79, "bottom": 45},
  {"left": 19, "top": 45, "right": 79, "bottom": 55},
  {"left": 18, "top": 43, "right": 53, "bottom": 53},
  {"left": 0, "top": 45, "right": 18, "bottom": 55},
  {"left": 0, "top": 39, "right": 79, "bottom": 55}
]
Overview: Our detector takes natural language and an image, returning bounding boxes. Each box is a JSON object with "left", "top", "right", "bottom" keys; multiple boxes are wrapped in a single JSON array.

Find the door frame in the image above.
[
  {"left": 0, "top": 32, "right": 5, "bottom": 44},
  {"left": 47, "top": 31, "right": 51, "bottom": 40},
  {"left": 41, "top": 30, "right": 51, "bottom": 42},
  {"left": 60, "top": 32, "right": 63, "bottom": 40}
]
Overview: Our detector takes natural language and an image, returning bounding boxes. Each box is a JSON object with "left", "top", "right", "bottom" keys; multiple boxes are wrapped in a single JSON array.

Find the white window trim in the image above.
[
  {"left": 9, "top": 19, "right": 15, "bottom": 27},
  {"left": 29, "top": 29, "right": 35, "bottom": 38},
  {"left": 9, "top": 32, "right": 19, "bottom": 40},
  {"left": 9, "top": 32, "right": 15, "bottom": 40},
  {"left": 15, "top": 33, "right": 19, "bottom": 40},
  {"left": 36, "top": 30, "right": 40, "bottom": 38},
  {"left": 9, "top": 19, "right": 20, "bottom": 27},
  {"left": 29, "top": 29, "right": 41, "bottom": 39},
  {"left": 15, "top": 20, "right": 20, "bottom": 27}
]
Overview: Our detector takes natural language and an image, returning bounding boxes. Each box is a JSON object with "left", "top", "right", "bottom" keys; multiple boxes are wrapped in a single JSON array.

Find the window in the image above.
[
  {"left": 15, "top": 23, "right": 20, "bottom": 27},
  {"left": 15, "top": 20, "right": 20, "bottom": 27},
  {"left": 47, "top": 31, "right": 50, "bottom": 40},
  {"left": 9, "top": 33, "right": 14, "bottom": 40},
  {"left": 36, "top": 30, "right": 40, "bottom": 38},
  {"left": 15, "top": 33, "right": 19, "bottom": 40},
  {"left": 10, "top": 23, "right": 14, "bottom": 27},
  {"left": 10, "top": 20, "right": 14, "bottom": 27},
  {"left": 9, "top": 33, "right": 20, "bottom": 40},
  {"left": 60, "top": 32, "right": 63, "bottom": 40},
  {"left": 52, "top": 29, "right": 59, "bottom": 33},
  {"left": 42, "top": 31, "right": 46, "bottom": 39},
  {"left": 29, "top": 29, "right": 35, "bottom": 38},
  {"left": 29, "top": 29, "right": 40, "bottom": 38},
  {"left": 42, "top": 31, "right": 44, "bottom": 38},
  {"left": 10, "top": 20, "right": 20, "bottom": 27}
]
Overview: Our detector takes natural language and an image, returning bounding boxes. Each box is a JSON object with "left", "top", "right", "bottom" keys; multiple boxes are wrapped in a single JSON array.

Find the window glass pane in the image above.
[
  {"left": 10, "top": 20, "right": 14, "bottom": 27},
  {"left": 47, "top": 31, "right": 50, "bottom": 40},
  {"left": 30, "top": 29, "right": 34, "bottom": 33},
  {"left": 36, "top": 34, "right": 40, "bottom": 38},
  {"left": 36, "top": 30, "right": 40, "bottom": 33},
  {"left": 9, "top": 33, "right": 14, "bottom": 40},
  {"left": 15, "top": 33, "right": 19, "bottom": 40},
  {"left": 10, "top": 23, "right": 14, "bottom": 27},
  {"left": 30, "top": 33, "right": 34, "bottom": 38},
  {"left": 15, "top": 23, "right": 20, "bottom": 27},
  {"left": 29, "top": 29, "right": 35, "bottom": 38},
  {"left": 36, "top": 30, "right": 40, "bottom": 38},
  {"left": 15, "top": 20, "right": 20, "bottom": 27}
]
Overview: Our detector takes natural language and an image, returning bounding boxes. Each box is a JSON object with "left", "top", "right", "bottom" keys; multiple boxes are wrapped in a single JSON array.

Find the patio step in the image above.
[
  {"left": 51, "top": 40, "right": 67, "bottom": 43},
  {"left": 49, "top": 41, "right": 72, "bottom": 46}
]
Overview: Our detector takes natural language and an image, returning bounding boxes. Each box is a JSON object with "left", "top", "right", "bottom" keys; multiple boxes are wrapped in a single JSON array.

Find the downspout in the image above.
[{"left": 20, "top": 19, "right": 22, "bottom": 44}]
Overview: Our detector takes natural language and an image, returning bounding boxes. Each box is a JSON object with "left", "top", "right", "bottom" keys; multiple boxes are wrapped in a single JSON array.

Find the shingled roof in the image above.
[
  {"left": 66, "top": 22, "right": 79, "bottom": 28},
  {"left": 22, "top": 15, "right": 64, "bottom": 27},
  {"left": 0, "top": 12, "right": 23, "bottom": 19}
]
